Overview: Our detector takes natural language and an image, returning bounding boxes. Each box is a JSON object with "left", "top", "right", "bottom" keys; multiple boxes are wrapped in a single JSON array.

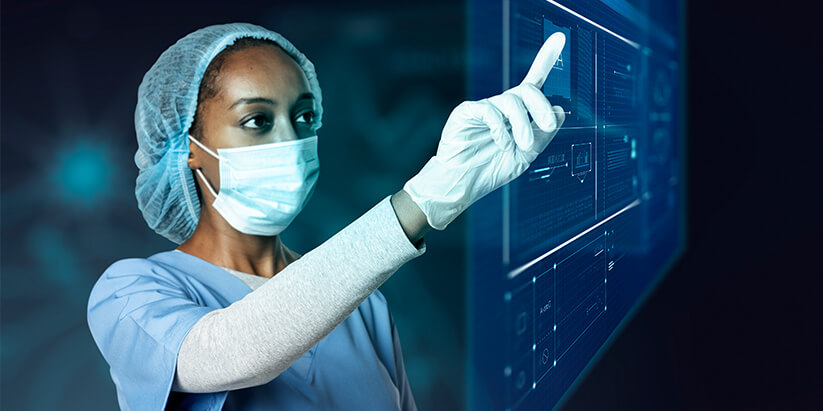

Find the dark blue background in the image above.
[
  {"left": 2, "top": 1, "right": 821, "bottom": 410},
  {"left": 562, "top": 1, "right": 823, "bottom": 409}
]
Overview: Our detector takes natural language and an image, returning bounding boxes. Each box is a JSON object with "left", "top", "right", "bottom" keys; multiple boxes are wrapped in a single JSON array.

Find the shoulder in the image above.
[
  {"left": 95, "top": 251, "right": 178, "bottom": 279},
  {"left": 89, "top": 257, "right": 159, "bottom": 298},
  {"left": 86, "top": 252, "right": 217, "bottom": 354},
  {"left": 89, "top": 253, "right": 179, "bottom": 298},
  {"left": 85, "top": 254, "right": 224, "bottom": 410},
  {"left": 99, "top": 257, "right": 161, "bottom": 282},
  {"left": 87, "top": 252, "right": 191, "bottom": 322}
]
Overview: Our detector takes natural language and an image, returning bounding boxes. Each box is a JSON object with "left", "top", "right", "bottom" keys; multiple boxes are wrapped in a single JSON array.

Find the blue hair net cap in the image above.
[{"left": 134, "top": 22, "right": 323, "bottom": 244}]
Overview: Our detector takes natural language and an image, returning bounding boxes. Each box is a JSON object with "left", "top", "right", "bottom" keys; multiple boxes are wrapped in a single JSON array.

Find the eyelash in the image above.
[
  {"left": 241, "top": 111, "right": 317, "bottom": 132},
  {"left": 241, "top": 114, "right": 272, "bottom": 130},
  {"left": 295, "top": 111, "right": 317, "bottom": 125}
]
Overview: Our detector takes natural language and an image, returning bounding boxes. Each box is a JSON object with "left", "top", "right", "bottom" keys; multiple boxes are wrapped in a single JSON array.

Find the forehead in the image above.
[{"left": 216, "top": 45, "right": 311, "bottom": 104}]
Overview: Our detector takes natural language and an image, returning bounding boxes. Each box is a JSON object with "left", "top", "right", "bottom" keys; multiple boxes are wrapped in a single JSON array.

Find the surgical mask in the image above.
[{"left": 188, "top": 134, "right": 319, "bottom": 236}]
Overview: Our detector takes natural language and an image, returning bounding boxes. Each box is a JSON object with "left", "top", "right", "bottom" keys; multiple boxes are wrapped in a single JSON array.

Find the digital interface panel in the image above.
[{"left": 467, "top": 1, "right": 684, "bottom": 409}]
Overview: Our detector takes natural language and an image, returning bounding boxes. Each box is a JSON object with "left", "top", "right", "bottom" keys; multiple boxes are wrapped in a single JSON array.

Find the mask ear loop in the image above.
[
  {"left": 188, "top": 135, "right": 220, "bottom": 199},
  {"left": 188, "top": 134, "right": 223, "bottom": 159},
  {"left": 194, "top": 169, "right": 219, "bottom": 199}
]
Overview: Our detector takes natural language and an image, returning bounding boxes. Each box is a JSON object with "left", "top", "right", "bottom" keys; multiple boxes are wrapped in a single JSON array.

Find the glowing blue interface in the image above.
[{"left": 467, "top": 1, "right": 684, "bottom": 409}]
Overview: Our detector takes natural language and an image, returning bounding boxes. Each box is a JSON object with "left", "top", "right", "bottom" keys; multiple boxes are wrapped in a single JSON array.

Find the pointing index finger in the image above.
[{"left": 521, "top": 32, "right": 566, "bottom": 89}]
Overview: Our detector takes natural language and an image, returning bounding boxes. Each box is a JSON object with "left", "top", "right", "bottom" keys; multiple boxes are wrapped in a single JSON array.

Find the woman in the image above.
[{"left": 87, "top": 22, "right": 565, "bottom": 410}]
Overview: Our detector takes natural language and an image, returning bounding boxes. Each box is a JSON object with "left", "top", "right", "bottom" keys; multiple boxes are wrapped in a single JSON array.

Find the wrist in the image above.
[
  {"left": 390, "top": 188, "right": 431, "bottom": 244},
  {"left": 403, "top": 156, "right": 475, "bottom": 230}
]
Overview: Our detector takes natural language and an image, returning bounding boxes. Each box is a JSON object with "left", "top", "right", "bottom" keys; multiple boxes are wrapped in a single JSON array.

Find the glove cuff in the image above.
[{"left": 403, "top": 156, "right": 474, "bottom": 231}]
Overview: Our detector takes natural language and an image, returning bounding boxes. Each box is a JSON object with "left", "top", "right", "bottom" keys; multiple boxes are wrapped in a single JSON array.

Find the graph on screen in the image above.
[{"left": 467, "top": 0, "right": 684, "bottom": 409}]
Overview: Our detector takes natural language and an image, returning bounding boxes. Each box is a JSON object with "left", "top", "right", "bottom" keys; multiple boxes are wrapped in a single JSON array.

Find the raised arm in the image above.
[
  {"left": 173, "top": 32, "right": 567, "bottom": 393},
  {"left": 173, "top": 194, "right": 426, "bottom": 392}
]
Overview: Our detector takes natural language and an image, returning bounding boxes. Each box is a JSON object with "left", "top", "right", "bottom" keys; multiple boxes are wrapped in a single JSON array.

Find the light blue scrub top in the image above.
[{"left": 87, "top": 250, "right": 416, "bottom": 410}]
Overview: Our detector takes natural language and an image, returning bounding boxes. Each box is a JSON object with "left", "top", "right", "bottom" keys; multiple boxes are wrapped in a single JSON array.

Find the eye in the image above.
[
  {"left": 241, "top": 114, "right": 272, "bottom": 130},
  {"left": 295, "top": 111, "right": 316, "bottom": 125}
]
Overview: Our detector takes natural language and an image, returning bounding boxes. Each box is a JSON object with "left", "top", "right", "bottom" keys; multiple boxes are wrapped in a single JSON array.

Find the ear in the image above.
[{"left": 187, "top": 139, "right": 202, "bottom": 170}]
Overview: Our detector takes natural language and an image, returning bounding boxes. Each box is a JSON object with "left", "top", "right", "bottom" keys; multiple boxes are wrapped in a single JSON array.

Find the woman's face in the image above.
[{"left": 188, "top": 44, "right": 317, "bottom": 193}]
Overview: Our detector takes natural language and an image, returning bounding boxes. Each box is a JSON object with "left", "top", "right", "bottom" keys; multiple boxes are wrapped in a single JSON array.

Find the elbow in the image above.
[{"left": 174, "top": 360, "right": 283, "bottom": 393}]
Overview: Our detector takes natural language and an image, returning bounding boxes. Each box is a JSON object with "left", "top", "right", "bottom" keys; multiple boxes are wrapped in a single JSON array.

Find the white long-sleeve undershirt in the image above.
[{"left": 170, "top": 195, "right": 426, "bottom": 393}]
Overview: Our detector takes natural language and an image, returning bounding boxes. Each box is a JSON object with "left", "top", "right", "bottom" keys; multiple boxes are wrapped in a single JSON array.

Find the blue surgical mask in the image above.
[{"left": 188, "top": 135, "right": 319, "bottom": 236}]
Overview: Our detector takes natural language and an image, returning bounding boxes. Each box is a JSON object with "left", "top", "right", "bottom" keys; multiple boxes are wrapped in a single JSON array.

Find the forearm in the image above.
[{"left": 173, "top": 195, "right": 426, "bottom": 393}]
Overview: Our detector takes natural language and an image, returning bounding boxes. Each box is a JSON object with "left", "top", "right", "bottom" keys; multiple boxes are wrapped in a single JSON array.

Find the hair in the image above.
[{"left": 189, "top": 37, "right": 282, "bottom": 140}]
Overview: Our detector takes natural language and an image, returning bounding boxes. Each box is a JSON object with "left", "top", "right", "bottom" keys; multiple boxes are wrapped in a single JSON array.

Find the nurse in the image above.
[{"left": 87, "top": 22, "right": 565, "bottom": 410}]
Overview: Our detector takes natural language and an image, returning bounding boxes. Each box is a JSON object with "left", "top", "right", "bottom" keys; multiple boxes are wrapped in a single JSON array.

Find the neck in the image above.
[{"left": 177, "top": 204, "right": 295, "bottom": 279}]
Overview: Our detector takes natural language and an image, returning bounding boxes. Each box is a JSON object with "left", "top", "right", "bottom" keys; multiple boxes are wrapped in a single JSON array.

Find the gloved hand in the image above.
[{"left": 403, "top": 32, "right": 568, "bottom": 230}]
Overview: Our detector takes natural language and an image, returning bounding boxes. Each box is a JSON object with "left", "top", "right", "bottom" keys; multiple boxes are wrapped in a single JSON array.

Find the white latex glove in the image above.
[{"left": 403, "top": 32, "right": 568, "bottom": 230}]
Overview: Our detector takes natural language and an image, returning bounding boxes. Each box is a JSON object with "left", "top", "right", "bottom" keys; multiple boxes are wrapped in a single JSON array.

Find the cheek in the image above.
[
  {"left": 203, "top": 114, "right": 252, "bottom": 147},
  {"left": 198, "top": 155, "right": 222, "bottom": 194}
]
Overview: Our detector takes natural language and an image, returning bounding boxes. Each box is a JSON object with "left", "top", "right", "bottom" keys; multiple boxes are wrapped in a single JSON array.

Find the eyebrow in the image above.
[{"left": 228, "top": 93, "right": 315, "bottom": 110}]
